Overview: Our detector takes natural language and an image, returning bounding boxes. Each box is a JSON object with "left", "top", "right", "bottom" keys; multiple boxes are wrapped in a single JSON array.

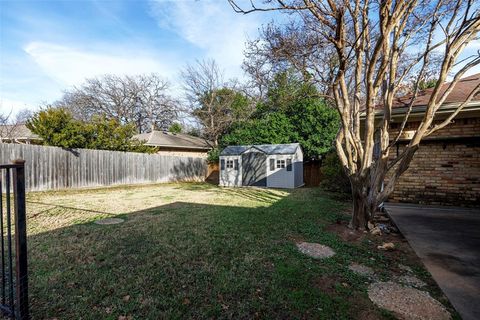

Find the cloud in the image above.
[
  {"left": 0, "top": 98, "right": 34, "bottom": 115},
  {"left": 149, "top": 0, "right": 265, "bottom": 79},
  {"left": 23, "top": 41, "right": 178, "bottom": 87}
]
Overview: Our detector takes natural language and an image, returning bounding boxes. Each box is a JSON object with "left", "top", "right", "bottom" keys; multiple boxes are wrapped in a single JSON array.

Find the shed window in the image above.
[
  {"left": 286, "top": 158, "right": 292, "bottom": 171},
  {"left": 270, "top": 158, "right": 275, "bottom": 171},
  {"left": 234, "top": 159, "right": 239, "bottom": 170},
  {"left": 276, "top": 159, "right": 286, "bottom": 169},
  {"left": 220, "top": 159, "right": 225, "bottom": 170},
  {"left": 226, "top": 160, "right": 234, "bottom": 169}
]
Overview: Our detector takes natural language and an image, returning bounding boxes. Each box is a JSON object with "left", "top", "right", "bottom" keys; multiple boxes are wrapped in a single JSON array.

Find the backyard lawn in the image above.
[{"left": 25, "top": 183, "right": 454, "bottom": 319}]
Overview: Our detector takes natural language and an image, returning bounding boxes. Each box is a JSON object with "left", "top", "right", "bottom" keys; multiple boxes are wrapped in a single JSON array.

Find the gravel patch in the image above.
[
  {"left": 348, "top": 263, "right": 375, "bottom": 278},
  {"left": 94, "top": 218, "right": 125, "bottom": 225},
  {"left": 368, "top": 282, "right": 450, "bottom": 320},
  {"left": 296, "top": 242, "right": 335, "bottom": 259},
  {"left": 398, "top": 264, "right": 413, "bottom": 273},
  {"left": 397, "top": 275, "right": 427, "bottom": 288}
]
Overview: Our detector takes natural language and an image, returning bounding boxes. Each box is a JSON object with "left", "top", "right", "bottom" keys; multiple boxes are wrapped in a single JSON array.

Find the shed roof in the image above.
[
  {"left": 220, "top": 143, "right": 300, "bottom": 156},
  {"left": 133, "top": 130, "right": 212, "bottom": 150}
]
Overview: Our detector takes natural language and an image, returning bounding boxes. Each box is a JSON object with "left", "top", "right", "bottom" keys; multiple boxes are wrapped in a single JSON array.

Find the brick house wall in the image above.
[{"left": 388, "top": 116, "right": 480, "bottom": 207}]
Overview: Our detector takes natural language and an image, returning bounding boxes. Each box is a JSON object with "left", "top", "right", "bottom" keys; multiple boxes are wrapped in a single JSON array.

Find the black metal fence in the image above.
[{"left": 0, "top": 160, "right": 28, "bottom": 320}]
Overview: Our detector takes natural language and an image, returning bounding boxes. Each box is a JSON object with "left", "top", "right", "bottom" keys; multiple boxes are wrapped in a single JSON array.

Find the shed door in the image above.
[{"left": 242, "top": 152, "right": 267, "bottom": 186}]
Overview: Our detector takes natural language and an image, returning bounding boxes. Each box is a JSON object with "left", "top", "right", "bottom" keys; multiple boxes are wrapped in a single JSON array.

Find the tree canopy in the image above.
[
  {"left": 181, "top": 59, "right": 254, "bottom": 146},
  {"left": 57, "top": 74, "right": 179, "bottom": 133},
  {"left": 222, "top": 71, "right": 339, "bottom": 159},
  {"left": 26, "top": 107, "right": 153, "bottom": 152}
]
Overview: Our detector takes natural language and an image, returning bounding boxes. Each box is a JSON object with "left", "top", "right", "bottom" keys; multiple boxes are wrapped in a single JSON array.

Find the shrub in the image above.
[
  {"left": 207, "top": 148, "right": 220, "bottom": 164},
  {"left": 320, "top": 152, "right": 351, "bottom": 194}
]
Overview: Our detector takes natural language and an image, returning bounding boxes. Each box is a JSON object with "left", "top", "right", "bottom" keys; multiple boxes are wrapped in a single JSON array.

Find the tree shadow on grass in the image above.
[{"left": 27, "top": 193, "right": 385, "bottom": 320}]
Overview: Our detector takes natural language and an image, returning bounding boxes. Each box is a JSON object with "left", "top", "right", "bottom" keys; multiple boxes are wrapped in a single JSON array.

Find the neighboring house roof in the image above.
[
  {"left": 220, "top": 143, "right": 301, "bottom": 156},
  {"left": 134, "top": 130, "right": 212, "bottom": 150},
  {"left": 391, "top": 73, "right": 480, "bottom": 109},
  {"left": 0, "top": 124, "right": 42, "bottom": 141}
]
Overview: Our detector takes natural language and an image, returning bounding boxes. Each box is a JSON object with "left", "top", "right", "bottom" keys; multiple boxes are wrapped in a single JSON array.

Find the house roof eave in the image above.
[{"left": 359, "top": 100, "right": 480, "bottom": 119}]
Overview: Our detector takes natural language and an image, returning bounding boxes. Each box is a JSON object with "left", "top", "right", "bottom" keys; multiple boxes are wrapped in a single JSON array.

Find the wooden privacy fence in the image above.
[{"left": 0, "top": 144, "right": 207, "bottom": 192}]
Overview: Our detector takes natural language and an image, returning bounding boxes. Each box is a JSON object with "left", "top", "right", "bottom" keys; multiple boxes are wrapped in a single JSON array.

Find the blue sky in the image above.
[
  {"left": 0, "top": 0, "right": 275, "bottom": 115},
  {"left": 1, "top": 1, "right": 479, "bottom": 117}
]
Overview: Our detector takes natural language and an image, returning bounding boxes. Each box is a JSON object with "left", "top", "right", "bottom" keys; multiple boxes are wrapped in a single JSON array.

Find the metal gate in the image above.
[{"left": 0, "top": 160, "right": 28, "bottom": 320}]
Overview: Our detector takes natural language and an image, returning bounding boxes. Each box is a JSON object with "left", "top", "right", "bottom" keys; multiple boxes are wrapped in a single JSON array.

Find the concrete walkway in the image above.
[{"left": 386, "top": 203, "right": 480, "bottom": 320}]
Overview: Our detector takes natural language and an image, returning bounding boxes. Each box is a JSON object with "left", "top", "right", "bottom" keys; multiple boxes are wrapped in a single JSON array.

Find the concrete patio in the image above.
[{"left": 386, "top": 203, "right": 480, "bottom": 320}]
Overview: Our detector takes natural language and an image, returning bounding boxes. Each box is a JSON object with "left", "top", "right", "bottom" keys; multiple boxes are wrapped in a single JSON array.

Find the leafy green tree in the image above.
[
  {"left": 26, "top": 108, "right": 87, "bottom": 148},
  {"left": 27, "top": 108, "right": 154, "bottom": 153},
  {"left": 168, "top": 123, "right": 182, "bottom": 134},
  {"left": 222, "top": 113, "right": 296, "bottom": 146},
  {"left": 222, "top": 71, "right": 339, "bottom": 159}
]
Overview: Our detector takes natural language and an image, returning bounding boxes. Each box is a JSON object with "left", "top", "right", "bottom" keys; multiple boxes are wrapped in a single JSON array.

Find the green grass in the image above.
[{"left": 24, "top": 183, "right": 453, "bottom": 319}]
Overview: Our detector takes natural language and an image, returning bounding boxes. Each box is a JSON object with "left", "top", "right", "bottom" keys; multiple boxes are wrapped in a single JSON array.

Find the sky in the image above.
[
  {"left": 1, "top": 0, "right": 479, "bottom": 117},
  {"left": 0, "top": 0, "right": 276, "bottom": 116}
]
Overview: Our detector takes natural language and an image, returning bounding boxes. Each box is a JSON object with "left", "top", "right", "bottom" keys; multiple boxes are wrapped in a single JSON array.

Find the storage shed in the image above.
[{"left": 219, "top": 143, "right": 304, "bottom": 189}]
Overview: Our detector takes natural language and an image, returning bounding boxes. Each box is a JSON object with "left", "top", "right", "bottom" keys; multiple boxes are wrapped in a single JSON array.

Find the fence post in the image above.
[{"left": 12, "top": 159, "right": 28, "bottom": 320}]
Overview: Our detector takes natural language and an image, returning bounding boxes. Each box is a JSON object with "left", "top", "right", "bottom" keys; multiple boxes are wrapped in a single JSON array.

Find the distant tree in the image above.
[
  {"left": 0, "top": 108, "right": 35, "bottom": 143},
  {"left": 26, "top": 107, "right": 153, "bottom": 152},
  {"left": 222, "top": 70, "right": 339, "bottom": 159},
  {"left": 26, "top": 108, "right": 87, "bottom": 148},
  {"left": 168, "top": 122, "right": 182, "bottom": 134},
  {"left": 14, "top": 108, "right": 34, "bottom": 124},
  {"left": 222, "top": 113, "right": 296, "bottom": 146},
  {"left": 181, "top": 59, "right": 254, "bottom": 146},
  {"left": 58, "top": 74, "right": 179, "bottom": 133}
]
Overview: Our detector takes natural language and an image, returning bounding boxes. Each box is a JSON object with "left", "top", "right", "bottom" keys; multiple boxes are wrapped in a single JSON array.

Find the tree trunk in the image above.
[{"left": 349, "top": 182, "right": 375, "bottom": 230}]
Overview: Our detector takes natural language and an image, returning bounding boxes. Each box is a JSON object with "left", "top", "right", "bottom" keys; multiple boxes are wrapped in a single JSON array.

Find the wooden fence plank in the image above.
[{"left": 0, "top": 144, "right": 207, "bottom": 191}]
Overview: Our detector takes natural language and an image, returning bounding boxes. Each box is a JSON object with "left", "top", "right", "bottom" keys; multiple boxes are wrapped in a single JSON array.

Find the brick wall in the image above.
[
  {"left": 390, "top": 117, "right": 480, "bottom": 140},
  {"left": 388, "top": 116, "right": 480, "bottom": 207}
]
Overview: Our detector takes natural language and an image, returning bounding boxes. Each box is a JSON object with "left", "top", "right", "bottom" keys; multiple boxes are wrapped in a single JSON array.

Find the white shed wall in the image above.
[
  {"left": 266, "top": 154, "right": 294, "bottom": 188},
  {"left": 219, "top": 145, "right": 304, "bottom": 189},
  {"left": 293, "top": 147, "right": 304, "bottom": 187},
  {"left": 219, "top": 155, "right": 242, "bottom": 187}
]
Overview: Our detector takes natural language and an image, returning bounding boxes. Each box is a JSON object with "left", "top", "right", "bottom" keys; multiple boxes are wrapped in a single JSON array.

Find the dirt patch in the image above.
[
  {"left": 368, "top": 282, "right": 450, "bottom": 320},
  {"left": 312, "top": 275, "right": 337, "bottom": 294},
  {"left": 325, "top": 222, "right": 365, "bottom": 243},
  {"left": 347, "top": 292, "right": 386, "bottom": 320},
  {"left": 296, "top": 242, "right": 335, "bottom": 259}
]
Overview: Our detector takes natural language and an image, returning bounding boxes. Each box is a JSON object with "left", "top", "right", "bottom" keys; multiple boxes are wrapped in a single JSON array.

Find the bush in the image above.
[
  {"left": 207, "top": 148, "right": 220, "bottom": 164},
  {"left": 320, "top": 152, "right": 351, "bottom": 194}
]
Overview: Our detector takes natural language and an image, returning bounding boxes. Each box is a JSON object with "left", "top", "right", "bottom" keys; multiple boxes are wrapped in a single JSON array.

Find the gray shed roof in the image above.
[
  {"left": 134, "top": 130, "right": 212, "bottom": 150},
  {"left": 220, "top": 143, "right": 300, "bottom": 156}
]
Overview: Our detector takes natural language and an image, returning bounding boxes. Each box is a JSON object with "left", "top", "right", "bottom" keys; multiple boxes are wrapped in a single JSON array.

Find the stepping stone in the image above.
[
  {"left": 368, "top": 282, "right": 450, "bottom": 320},
  {"left": 94, "top": 218, "right": 125, "bottom": 225},
  {"left": 296, "top": 242, "right": 335, "bottom": 259},
  {"left": 397, "top": 275, "right": 427, "bottom": 288},
  {"left": 348, "top": 263, "right": 375, "bottom": 277}
]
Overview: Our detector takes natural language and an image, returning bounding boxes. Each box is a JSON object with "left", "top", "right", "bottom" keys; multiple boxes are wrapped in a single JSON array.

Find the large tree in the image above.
[
  {"left": 58, "top": 74, "right": 179, "bottom": 133},
  {"left": 223, "top": 70, "right": 339, "bottom": 159},
  {"left": 181, "top": 59, "right": 254, "bottom": 146},
  {"left": 230, "top": 0, "right": 480, "bottom": 229}
]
